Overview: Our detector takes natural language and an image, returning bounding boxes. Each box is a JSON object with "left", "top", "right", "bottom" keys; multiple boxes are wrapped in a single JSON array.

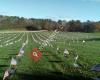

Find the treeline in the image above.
[{"left": 0, "top": 15, "right": 100, "bottom": 32}]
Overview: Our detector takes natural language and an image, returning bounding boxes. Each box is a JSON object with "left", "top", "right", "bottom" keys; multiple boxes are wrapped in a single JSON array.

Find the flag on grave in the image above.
[{"left": 30, "top": 48, "right": 42, "bottom": 61}]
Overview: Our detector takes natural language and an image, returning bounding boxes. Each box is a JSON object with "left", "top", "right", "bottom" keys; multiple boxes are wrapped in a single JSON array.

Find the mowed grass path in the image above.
[{"left": 0, "top": 31, "right": 100, "bottom": 80}]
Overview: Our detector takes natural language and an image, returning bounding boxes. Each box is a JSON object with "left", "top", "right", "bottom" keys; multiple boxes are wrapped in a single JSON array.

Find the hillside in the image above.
[{"left": 0, "top": 15, "right": 100, "bottom": 32}]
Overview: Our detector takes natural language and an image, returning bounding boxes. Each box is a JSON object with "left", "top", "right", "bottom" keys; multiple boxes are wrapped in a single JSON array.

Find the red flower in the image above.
[{"left": 30, "top": 48, "right": 42, "bottom": 61}]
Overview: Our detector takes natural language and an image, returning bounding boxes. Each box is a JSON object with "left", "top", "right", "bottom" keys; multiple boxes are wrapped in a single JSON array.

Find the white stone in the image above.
[{"left": 11, "top": 57, "right": 17, "bottom": 65}]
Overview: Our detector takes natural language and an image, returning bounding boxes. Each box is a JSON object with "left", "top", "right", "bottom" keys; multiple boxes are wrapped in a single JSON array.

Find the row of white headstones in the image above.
[
  {"left": 31, "top": 31, "right": 97, "bottom": 69},
  {"left": 0, "top": 33, "right": 25, "bottom": 48},
  {"left": 31, "top": 31, "right": 91, "bottom": 68},
  {"left": 2, "top": 31, "right": 57, "bottom": 80},
  {"left": 31, "top": 30, "right": 59, "bottom": 48},
  {"left": 2, "top": 31, "right": 94, "bottom": 80},
  {"left": 3, "top": 33, "right": 29, "bottom": 80}
]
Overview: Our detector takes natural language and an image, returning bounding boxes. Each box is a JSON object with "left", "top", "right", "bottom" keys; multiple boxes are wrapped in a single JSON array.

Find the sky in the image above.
[{"left": 0, "top": 0, "right": 100, "bottom": 21}]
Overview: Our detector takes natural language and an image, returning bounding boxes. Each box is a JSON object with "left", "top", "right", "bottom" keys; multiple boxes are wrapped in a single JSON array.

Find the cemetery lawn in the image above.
[{"left": 0, "top": 31, "right": 100, "bottom": 80}]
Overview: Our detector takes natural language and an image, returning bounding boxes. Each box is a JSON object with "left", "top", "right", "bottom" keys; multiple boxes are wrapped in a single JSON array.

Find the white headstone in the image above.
[
  {"left": 83, "top": 40, "right": 85, "bottom": 43},
  {"left": 3, "top": 70, "right": 9, "bottom": 80},
  {"left": 64, "top": 49, "right": 69, "bottom": 55},
  {"left": 11, "top": 57, "right": 17, "bottom": 65}
]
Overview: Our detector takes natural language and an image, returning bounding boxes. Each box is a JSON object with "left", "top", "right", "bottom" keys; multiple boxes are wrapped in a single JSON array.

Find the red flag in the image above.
[{"left": 30, "top": 48, "right": 42, "bottom": 61}]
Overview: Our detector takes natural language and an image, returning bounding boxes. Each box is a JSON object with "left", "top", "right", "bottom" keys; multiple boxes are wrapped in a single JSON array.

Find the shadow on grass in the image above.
[
  {"left": 17, "top": 72, "right": 93, "bottom": 80},
  {"left": 43, "top": 54, "right": 58, "bottom": 56},
  {"left": 0, "top": 57, "right": 9, "bottom": 60},
  {"left": 48, "top": 60, "right": 64, "bottom": 63},
  {"left": 86, "top": 38, "right": 100, "bottom": 41},
  {"left": 8, "top": 53, "right": 16, "bottom": 56},
  {"left": 0, "top": 77, "right": 3, "bottom": 80},
  {"left": 0, "top": 64, "right": 8, "bottom": 68},
  {"left": 0, "top": 68, "right": 94, "bottom": 80}
]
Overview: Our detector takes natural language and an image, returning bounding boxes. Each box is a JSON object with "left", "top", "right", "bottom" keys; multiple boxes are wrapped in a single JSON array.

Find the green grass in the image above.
[{"left": 0, "top": 31, "right": 100, "bottom": 80}]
